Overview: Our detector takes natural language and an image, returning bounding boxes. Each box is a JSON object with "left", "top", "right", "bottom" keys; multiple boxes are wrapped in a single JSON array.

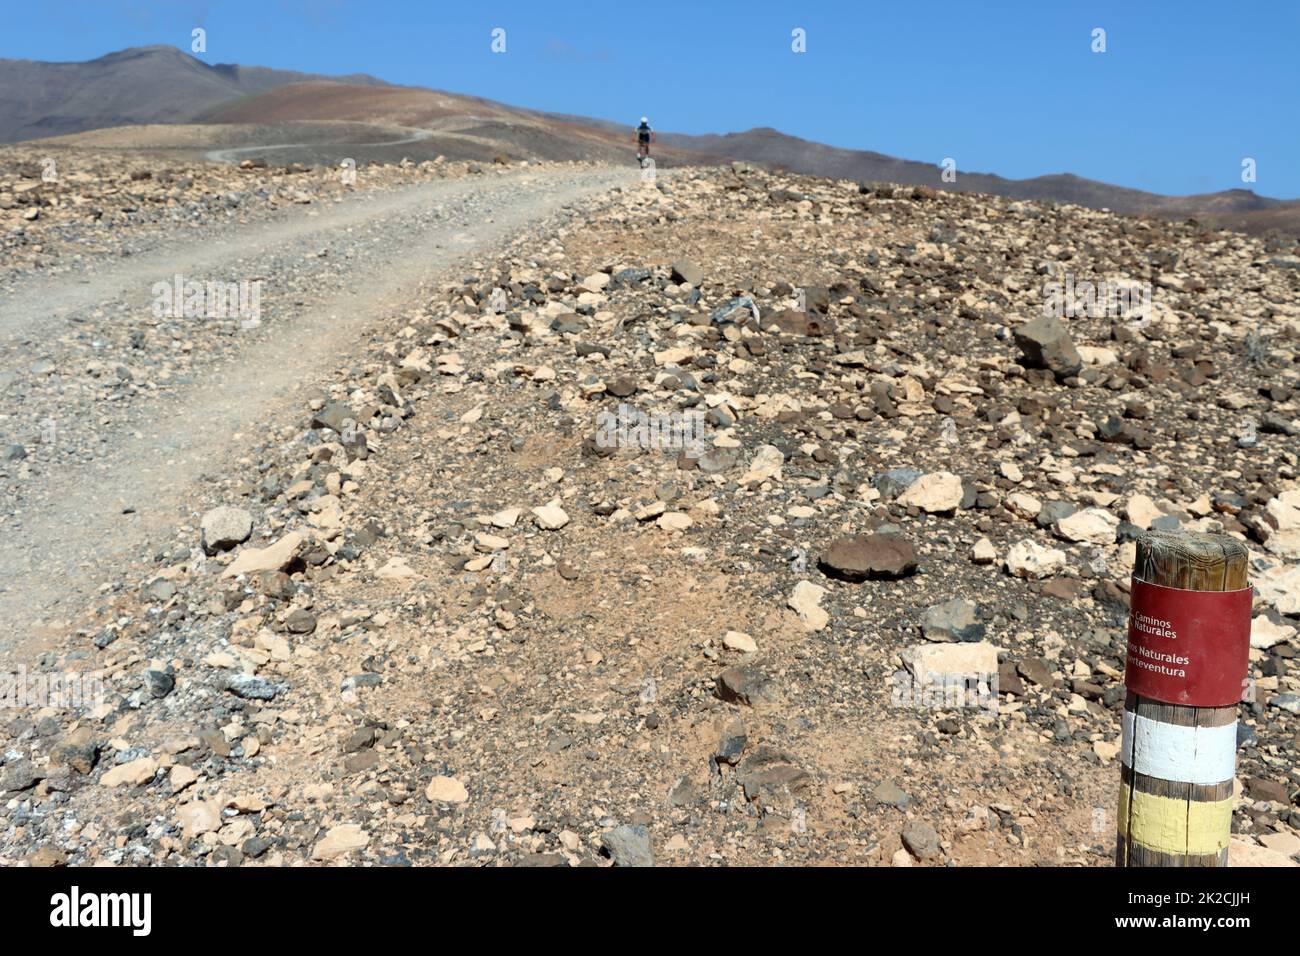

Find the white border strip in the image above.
[{"left": 1121, "top": 710, "right": 1236, "bottom": 785}]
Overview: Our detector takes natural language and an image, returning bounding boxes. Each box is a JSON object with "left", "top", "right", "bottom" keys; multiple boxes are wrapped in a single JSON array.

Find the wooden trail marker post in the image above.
[{"left": 1117, "top": 530, "right": 1252, "bottom": 867}]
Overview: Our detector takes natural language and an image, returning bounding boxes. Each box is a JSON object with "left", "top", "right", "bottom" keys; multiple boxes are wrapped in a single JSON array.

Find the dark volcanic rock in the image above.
[
  {"left": 54, "top": 725, "right": 99, "bottom": 774},
  {"left": 874, "top": 468, "right": 922, "bottom": 498},
  {"left": 606, "top": 377, "right": 637, "bottom": 398},
  {"left": 715, "top": 718, "right": 748, "bottom": 765},
  {"left": 311, "top": 402, "right": 356, "bottom": 434},
  {"left": 871, "top": 779, "right": 911, "bottom": 809},
  {"left": 600, "top": 824, "right": 654, "bottom": 867},
  {"left": 767, "top": 309, "right": 833, "bottom": 336},
  {"left": 1244, "top": 776, "right": 1290, "bottom": 804},
  {"left": 696, "top": 446, "right": 740, "bottom": 475},
  {"left": 716, "top": 665, "right": 775, "bottom": 706},
  {"left": 819, "top": 533, "right": 918, "bottom": 580},
  {"left": 670, "top": 259, "right": 704, "bottom": 287},
  {"left": 902, "top": 820, "right": 942, "bottom": 860},
  {"left": 1013, "top": 315, "right": 1082, "bottom": 379},
  {"left": 1016, "top": 658, "right": 1056, "bottom": 689},
  {"left": 736, "top": 746, "right": 811, "bottom": 803},
  {"left": 1036, "top": 499, "right": 1077, "bottom": 529},
  {"left": 920, "top": 598, "right": 984, "bottom": 642},
  {"left": 284, "top": 609, "right": 317, "bottom": 634},
  {"left": 225, "top": 674, "right": 280, "bottom": 701}
]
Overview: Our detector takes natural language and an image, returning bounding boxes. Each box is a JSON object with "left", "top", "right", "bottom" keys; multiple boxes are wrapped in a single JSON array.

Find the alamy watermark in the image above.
[
  {"left": 2, "top": 666, "right": 105, "bottom": 710},
  {"left": 595, "top": 403, "right": 706, "bottom": 457},
  {"left": 940, "top": 416, "right": 959, "bottom": 445},
  {"left": 891, "top": 670, "right": 998, "bottom": 715},
  {"left": 50, "top": 886, "right": 150, "bottom": 936},
  {"left": 152, "top": 274, "right": 262, "bottom": 329},
  {"left": 1042, "top": 274, "right": 1152, "bottom": 320}
]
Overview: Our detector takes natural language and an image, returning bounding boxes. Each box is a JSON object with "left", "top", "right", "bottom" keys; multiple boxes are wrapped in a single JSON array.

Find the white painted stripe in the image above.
[{"left": 1121, "top": 710, "right": 1237, "bottom": 785}]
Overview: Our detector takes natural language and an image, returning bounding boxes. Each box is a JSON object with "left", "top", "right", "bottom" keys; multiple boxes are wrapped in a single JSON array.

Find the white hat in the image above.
[{"left": 641, "top": 116, "right": 648, "bottom": 124}]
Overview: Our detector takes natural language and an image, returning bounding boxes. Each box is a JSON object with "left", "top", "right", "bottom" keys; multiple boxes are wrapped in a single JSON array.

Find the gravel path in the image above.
[
  {"left": 203, "top": 127, "right": 434, "bottom": 164},
  {"left": 0, "top": 164, "right": 626, "bottom": 643},
  {"left": 1, "top": 170, "right": 524, "bottom": 346}
]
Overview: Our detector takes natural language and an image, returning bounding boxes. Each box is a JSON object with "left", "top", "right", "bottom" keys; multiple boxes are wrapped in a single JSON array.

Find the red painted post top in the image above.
[{"left": 1124, "top": 578, "right": 1253, "bottom": 707}]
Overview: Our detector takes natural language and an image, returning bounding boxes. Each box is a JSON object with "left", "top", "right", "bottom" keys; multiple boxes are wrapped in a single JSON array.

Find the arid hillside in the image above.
[
  {"left": 0, "top": 45, "right": 386, "bottom": 143},
  {"left": 1, "top": 153, "right": 1297, "bottom": 867}
]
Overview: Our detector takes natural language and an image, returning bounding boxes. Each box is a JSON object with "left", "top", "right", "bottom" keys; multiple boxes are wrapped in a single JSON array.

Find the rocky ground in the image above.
[{"left": 1, "top": 159, "right": 1298, "bottom": 868}]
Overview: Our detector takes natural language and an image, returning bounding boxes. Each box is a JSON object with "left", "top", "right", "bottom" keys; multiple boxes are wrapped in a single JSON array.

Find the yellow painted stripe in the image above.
[{"left": 1117, "top": 783, "right": 1233, "bottom": 857}]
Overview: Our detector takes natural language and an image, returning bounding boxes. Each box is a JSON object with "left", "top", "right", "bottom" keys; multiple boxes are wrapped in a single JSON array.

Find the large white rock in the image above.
[
  {"left": 657, "top": 511, "right": 693, "bottom": 531},
  {"left": 1124, "top": 494, "right": 1164, "bottom": 531},
  {"left": 177, "top": 799, "right": 222, "bottom": 839},
  {"left": 740, "top": 444, "right": 784, "bottom": 485},
  {"left": 425, "top": 775, "right": 469, "bottom": 803},
  {"left": 897, "top": 471, "right": 963, "bottom": 513},
  {"left": 200, "top": 506, "right": 253, "bottom": 554},
  {"left": 901, "top": 642, "right": 1000, "bottom": 682},
  {"left": 1251, "top": 615, "right": 1297, "bottom": 650},
  {"left": 475, "top": 532, "right": 509, "bottom": 552},
  {"left": 491, "top": 508, "right": 522, "bottom": 528},
  {"left": 723, "top": 631, "right": 758, "bottom": 653},
  {"left": 1261, "top": 490, "right": 1300, "bottom": 558},
  {"left": 1055, "top": 507, "right": 1119, "bottom": 544},
  {"left": 1259, "top": 831, "right": 1300, "bottom": 858},
  {"left": 532, "top": 504, "right": 571, "bottom": 530},
  {"left": 1077, "top": 345, "right": 1119, "bottom": 366},
  {"left": 1255, "top": 563, "right": 1300, "bottom": 615},
  {"left": 222, "top": 531, "right": 305, "bottom": 578},
  {"left": 101, "top": 757, "right": 157, "bottom": 788},
  {"left": 311, "top": 824, "right": 369, "bottom": 861},
  {"left": 1005, "top": 492, "right": 1042, "bottom": 519},
  {"left": 788, "top": 581, "right": 828, "bottom": 632},
  {"left": 376, "top": 556, "right": 418, "bottom": 580},
  {"left": 1229, "top": 836, "right": 1300, "bottom": 868},
  {"left": 1005, "top": 539, "right": 1067, "bottom": 579},
  {"left": 654, "top": 346, "right": 693, "bottom": 367}
]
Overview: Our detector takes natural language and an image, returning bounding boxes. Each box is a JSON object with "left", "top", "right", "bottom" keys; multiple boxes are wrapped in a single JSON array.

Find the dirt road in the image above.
[
  {"left": 0, "top": 164, "right": 626, "bottom": 644},
  {"left": 202, "top": 127, "right": 434, "bottom": 164}
]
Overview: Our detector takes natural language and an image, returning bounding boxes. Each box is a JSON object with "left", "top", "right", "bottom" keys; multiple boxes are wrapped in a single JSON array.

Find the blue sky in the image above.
[{"left": 6, "top": 0, "right": 1298, "bottom": 198}]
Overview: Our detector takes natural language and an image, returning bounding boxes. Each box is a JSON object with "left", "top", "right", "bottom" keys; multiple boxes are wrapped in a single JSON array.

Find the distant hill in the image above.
[
  {"left": 0, "top": 45, "right": 386, "bottom": 143},
  {"left": 658, "top": 127, "right": 1300, "bottom": 232},
  {"left": 193, "top": 80, "right": 719, "bottom": 167}
]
